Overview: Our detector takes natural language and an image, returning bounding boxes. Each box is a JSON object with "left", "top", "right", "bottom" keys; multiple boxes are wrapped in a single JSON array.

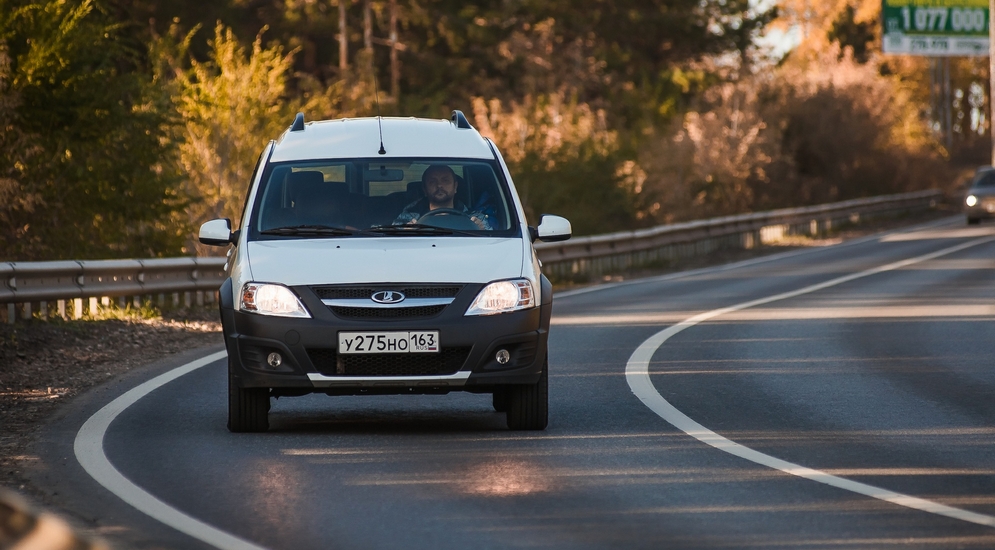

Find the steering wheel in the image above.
[{"left": 417, "top": 208, "right": 480, "bottom": 230}]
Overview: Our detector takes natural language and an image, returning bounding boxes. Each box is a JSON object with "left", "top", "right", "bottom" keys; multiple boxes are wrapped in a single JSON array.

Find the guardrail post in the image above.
[{"left": 6, "top": 304, "right": 13, "bottom": 324}]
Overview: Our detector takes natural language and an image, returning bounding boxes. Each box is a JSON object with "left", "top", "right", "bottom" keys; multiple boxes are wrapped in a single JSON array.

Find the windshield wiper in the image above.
[
  {"left": 260, "top": 224, "right": 356, "bottom": 236},
  {"left": 368, "top": 224, "right": 478, "bottom": 236}
]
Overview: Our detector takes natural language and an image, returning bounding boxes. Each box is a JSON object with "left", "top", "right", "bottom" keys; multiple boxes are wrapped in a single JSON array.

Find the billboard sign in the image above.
[{"left": 882, "top": 0, "right": 989, "bottom": 56}]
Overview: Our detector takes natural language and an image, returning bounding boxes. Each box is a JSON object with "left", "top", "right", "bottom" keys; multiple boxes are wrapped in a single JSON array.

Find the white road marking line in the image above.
[
  {"left": 556, "top": 215, "right": 961, "bottom": 300},
  {"left": 625, "top": 235, "right": 995, "bottom": 528},
  {"left": 68, "top": 218, "right": 983, "bottom": 543},
  {"left": 74, "top": 350, "right": 271, "bottom": 550}
]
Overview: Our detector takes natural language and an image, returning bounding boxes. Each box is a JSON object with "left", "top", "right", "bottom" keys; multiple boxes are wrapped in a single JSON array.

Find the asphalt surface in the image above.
[{"left": 31, "top": 216, "right": 995, "bottom": 549}]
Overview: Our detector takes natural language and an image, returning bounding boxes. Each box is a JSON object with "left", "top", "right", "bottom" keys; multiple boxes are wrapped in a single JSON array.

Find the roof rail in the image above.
[
  {"left": 290, "top": 112, "right": 305, "bottom": 132},
  {"left": 450, "top": 110, "right": 472, "bottom": 129}
]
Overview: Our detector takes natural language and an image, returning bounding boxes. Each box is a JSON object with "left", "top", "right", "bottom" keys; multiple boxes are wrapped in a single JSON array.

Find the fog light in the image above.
[
  {"left": 495, "top": 349, "right": 510, "bottom": 365},
  {"left": 267, "top": 352, "right": 283, "bottom": 368}
]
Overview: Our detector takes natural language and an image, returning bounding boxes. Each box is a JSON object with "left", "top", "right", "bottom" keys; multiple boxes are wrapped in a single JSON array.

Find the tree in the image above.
[
  {"left": 827, "top": 4, "right": 875, "bottom": 63},
  {"left": 0, "top": 0, "right": 185, "bottom": 260},
  {"left": 159, "top": 22, "right": 354, "bottom": 254}
]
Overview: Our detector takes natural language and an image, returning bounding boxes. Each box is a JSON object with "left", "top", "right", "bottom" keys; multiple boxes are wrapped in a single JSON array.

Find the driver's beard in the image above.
[{"left": 428, "top": 192, "right": 454, "bottom": 209}]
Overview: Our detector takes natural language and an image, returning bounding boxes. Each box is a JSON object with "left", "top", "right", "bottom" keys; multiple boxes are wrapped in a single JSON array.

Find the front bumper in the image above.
[
  {"left": 965, "top": 194, "right": 995, "bottom": 219},
  {"left": 965, "top": 205, "right": 995, "bottom": 219},
  {"left": 221, "top": 282, "right": 551, "bottom": 395}
]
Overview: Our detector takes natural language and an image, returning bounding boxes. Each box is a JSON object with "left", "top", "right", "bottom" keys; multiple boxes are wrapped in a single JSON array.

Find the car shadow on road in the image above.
[{"left": 264, "top": 393, "right": 514, "bottom": 435}]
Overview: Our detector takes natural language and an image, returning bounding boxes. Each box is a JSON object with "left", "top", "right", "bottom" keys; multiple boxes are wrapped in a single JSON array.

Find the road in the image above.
[{"left": 33, "top": 216, "right": 995, "bottom": 548}]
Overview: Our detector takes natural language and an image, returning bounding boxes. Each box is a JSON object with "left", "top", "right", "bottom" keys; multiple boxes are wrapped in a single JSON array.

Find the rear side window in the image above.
[{"left": 251, "top": 159, "right": 517, "bottom": 236}]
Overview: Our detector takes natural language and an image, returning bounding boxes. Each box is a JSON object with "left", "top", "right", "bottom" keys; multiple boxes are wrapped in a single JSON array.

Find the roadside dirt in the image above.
[{"left": 0, "top": 310, "right": 222, "bottom": 501}]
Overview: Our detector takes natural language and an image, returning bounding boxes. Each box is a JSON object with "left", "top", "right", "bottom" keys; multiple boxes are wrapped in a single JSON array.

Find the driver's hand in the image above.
[{"left": 470, "top": 215, "right": 485, "bottom": 229}]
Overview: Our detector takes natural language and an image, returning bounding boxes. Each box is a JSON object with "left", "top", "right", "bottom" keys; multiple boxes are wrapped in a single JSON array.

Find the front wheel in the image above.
[
  {"left": 967, "top": 216, "right": 981, "bottom": 225},
  {"left": 506, "top": 356, "right": 548, "bottom": 430},
  {"left": 227, "top": 361, "right": 270, "bottom": 433}
]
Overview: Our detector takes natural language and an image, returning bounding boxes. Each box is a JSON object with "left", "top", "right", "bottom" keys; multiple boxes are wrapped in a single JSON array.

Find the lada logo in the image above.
[{"left": 371, "top": 290, "right": 405, "bottom": 304}]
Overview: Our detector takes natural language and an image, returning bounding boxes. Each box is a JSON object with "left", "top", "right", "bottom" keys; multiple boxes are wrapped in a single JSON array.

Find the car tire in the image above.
[
  {"left": 967, "top": 216, "right": 981, "bottom": 225},
  {"left": 227, "top": 362, "right": 270, "bottom": 433},
  {"left": 492, "top": 389, "right": 509, "bottom": 412},
  {"left": 506, "top": 356, "right": 548, "bottom": 430}
]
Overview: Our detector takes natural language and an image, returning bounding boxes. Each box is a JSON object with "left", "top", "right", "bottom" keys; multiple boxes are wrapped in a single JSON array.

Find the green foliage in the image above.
[
  {"left": 473, "top": 93, "right": 639, "bottom": 235},
  {"left": 157, "top": 22, "right": 355, "bottom": 253},
  {"left": 0, "top": 0, "right": 185, "bottom": 260},
  {"left": 165, "top": 23, "right": 299, "bottom": 233},
  {"left": 14, "top": 0, "right": 949, "bottom": 260}
]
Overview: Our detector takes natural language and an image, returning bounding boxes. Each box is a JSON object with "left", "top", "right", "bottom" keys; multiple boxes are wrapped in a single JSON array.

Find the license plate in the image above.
[{"left": 337, "top": 331, "right": 440, "bottom": 354}]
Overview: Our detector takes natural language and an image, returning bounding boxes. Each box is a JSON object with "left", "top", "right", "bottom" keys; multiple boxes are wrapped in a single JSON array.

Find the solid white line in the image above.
[
  {"left": 555, "top": 215, "right": 961, "bottom": 300},
  {"left": 625, "top": 235, "right": 995, "bottom": 528},
  {"left": 74, "top": 350, "right": 271, "bottom": 550}
]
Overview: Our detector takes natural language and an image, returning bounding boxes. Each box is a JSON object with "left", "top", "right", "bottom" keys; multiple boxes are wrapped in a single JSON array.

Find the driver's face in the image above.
[{"left": 423, "top": 169, "right": 457, "bottom": 207}]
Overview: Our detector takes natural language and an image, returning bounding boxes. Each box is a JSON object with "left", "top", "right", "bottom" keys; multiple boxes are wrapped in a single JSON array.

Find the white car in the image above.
[{"left": 199, "top": 111, "right": 571, "bottom": 432}]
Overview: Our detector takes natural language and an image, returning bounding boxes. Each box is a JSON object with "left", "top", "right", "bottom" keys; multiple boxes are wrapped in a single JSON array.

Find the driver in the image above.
[{"left": 392, "top": 165, "right": 491, "bottom": 229}]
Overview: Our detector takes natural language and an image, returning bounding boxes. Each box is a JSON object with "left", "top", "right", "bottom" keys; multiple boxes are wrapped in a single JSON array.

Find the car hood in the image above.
[{"left": 246, "top": 237, "right": 524, "bottom": 285}]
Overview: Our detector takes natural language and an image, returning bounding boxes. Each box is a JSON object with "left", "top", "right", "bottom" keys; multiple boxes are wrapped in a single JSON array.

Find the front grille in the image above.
[
  {"left": 312, "top": 285, "right": 463, "bottom": 300},
  {"left": 329, "top": 305, "right": 447, "bottom": 319},
  {"left": 513, "top": 341, "right": 538, "bottom": 367},
  {"left": 308, "top": 347, "right": 472, "bottom": 376},
  {"left": 240, "top": 345, "right": 267, "bottom": 368}
]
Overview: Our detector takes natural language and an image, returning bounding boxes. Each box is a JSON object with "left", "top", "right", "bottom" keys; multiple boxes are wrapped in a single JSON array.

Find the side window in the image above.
[
  {"left": 238, "top": 144, "right": 272, "bottom": 229},
  {"left": 462, "top": 163, "right": 512, "bottom": 230}
]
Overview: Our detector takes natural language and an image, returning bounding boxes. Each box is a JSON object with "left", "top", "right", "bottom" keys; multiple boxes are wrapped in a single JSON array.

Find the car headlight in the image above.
[
  {"left": 966, "top": 194, "right": 978, "bottom": 207},
  {"left": 240, "top": 283, "right": 311, "bottom": 318},
  {"left": 465, "top": 279, "right": 536, "bottom": 316}
]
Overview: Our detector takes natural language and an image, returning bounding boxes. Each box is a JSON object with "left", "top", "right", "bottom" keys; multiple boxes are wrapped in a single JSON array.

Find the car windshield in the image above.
[
  {"left": 251, "top": 159, "right": 517, "bottom": 237},
  {"left": 972, "top": 171, "right": 995, "bottom": 188}
]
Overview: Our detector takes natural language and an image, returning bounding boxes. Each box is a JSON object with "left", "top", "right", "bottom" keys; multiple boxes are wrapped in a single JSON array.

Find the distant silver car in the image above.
[{"left": 964, "top": 166, "right": 995, "bottom": 225}]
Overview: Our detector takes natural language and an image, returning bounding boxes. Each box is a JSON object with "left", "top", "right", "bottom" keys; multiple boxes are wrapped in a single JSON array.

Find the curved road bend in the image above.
[{"left": 33, "top": 216, "right": 995, "bottom": 549}]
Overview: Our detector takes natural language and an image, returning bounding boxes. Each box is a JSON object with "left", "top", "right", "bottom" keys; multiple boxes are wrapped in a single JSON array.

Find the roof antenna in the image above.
[{"left": 374, "top": 74, "right": 386, "bottom": 155}]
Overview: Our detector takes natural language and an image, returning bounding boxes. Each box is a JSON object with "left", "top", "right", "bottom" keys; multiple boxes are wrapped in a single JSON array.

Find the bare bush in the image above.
[{"left": 639, "top": 47, "right": 949, "bottom": 223}]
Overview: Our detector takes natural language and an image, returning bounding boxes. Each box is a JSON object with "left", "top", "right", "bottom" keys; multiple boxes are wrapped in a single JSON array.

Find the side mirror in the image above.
[
  {"left": 199, "top": 218, "right": 234, "bottom": 246},
  {"left": 536, "top": 214, "right": 571, "bottom": 243}
]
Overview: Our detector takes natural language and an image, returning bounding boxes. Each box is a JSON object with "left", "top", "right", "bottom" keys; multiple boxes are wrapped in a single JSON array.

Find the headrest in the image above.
[
  {"left": 288, "top": 171, "right": 325, "bottom": 202},
  {"left": 287, "top": 171, "right": 323, "bottom": 188},
  {"left": 289, "top": 171, "right": 349, "bottom": 203}
]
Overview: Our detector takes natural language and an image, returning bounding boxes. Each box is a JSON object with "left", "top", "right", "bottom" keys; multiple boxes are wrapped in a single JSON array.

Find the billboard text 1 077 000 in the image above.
[{"left": 882, "top": 0, "right": 989, "bottom": 56}]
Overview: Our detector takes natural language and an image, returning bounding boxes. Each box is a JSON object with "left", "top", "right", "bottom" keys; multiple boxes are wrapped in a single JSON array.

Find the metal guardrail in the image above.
[
  {"left": 1, "top": 257, "right": 225, "bottom": 322},
  {"left": 533, "top": 189, "right": 943, "bottom": 281},
  {"left": 0, "top": 190, "right": 942, "bottom": 322}
]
